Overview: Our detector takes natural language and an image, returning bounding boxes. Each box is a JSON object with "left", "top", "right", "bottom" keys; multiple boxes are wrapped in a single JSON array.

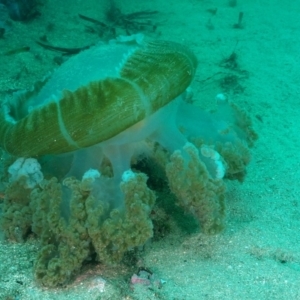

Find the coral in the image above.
[{"left": 166, "top": 143, "right": 226, "bottom": 234}]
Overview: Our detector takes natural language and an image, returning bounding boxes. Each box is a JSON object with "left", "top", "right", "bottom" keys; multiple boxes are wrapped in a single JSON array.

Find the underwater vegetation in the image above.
[{"left": 0, "top": 37, "right": 257, "bottom": 287}]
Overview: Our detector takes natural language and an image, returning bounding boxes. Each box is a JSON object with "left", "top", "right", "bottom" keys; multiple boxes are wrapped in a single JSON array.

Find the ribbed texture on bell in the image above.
[{"left": 0, "top": 40, "right": 197, "bottom": 157}]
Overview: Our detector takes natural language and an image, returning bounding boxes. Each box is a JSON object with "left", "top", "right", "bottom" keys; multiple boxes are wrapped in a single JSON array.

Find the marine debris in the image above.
[{"left": 80, "top": 0, "right": 158, "bottom": 40}]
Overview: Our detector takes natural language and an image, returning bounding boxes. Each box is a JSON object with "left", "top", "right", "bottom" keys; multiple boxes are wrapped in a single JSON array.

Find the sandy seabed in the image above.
[{"left": 0, "top": 0, "right": 300, "bottom": 299}]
